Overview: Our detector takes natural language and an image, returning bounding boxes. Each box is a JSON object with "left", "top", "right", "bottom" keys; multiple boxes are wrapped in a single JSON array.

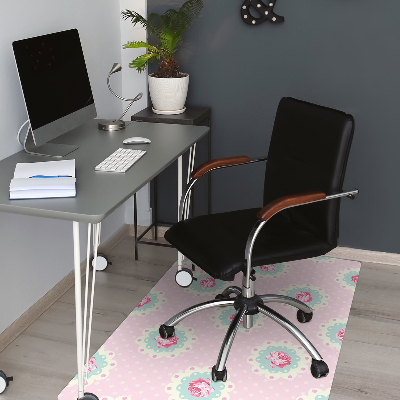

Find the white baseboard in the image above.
[
  {"left": 129, "top": 224, "right": 169, "bottom": 238},
  {"left": 0, "top": 224, "right": 130, "bottom": 352},
  {"left": 326, "top": 246, "right": 400, "bottom": 266}
]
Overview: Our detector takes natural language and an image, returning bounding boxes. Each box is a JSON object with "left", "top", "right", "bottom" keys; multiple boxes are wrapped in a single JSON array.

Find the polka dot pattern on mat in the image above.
[{"left": 59, "top": 257, "right": 360, "bottom": 399}]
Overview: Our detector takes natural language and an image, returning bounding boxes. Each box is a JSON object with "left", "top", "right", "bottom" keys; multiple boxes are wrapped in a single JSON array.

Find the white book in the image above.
[
  {"left": 10, "top": 177, "right": 76, "bottom": 191},
  {"left": 9, "top": 189, "right": 76, "bottom": 200},
  {"left": 10, "top": 160, "right": 76, "bottom": 200},
  {"left": 13, "top": 159, "right": 75, "bottom": 179}
]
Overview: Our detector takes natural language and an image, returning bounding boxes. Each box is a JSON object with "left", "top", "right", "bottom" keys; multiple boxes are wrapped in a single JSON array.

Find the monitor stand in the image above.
[{"left": 23, "top": 126, "right": 78, "bottom": 158}]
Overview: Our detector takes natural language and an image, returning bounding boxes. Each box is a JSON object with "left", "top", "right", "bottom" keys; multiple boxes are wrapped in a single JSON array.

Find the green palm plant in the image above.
[{"left": 121, "top": 0, "right": 203, "bottom": 78}]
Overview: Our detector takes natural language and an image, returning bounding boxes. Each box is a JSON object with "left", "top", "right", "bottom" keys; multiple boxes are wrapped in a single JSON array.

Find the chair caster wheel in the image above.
[
  {"left": 297, "top": 309, "right": 313, "bottom": 323},
  {"left": 311, "top": 359, "right": 329, "bottom": 378},
  {"left": 175, "top": 268, "right": 194, "bottom": 287},
  {"left": 211, "top": 366, "right": 227, "bottom": 382},
  {"left": 159, "top": 324, "right": 175, "bottom": 339},
  {"left": 215, "top": 293, "right": 236, "bottom": 300},
  {"left": 80, "top": 393, "right": 99, "bottom": 400},
  {"left": 91, "top": 253, "right": 111, "bottom": 271},
  {"left": 0, "top": 370, "right": 13, "bottom": 394}
]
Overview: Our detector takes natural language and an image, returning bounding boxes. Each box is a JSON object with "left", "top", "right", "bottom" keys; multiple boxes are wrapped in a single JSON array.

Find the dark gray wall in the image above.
[{"left": 148, "top": 0, "right": 400, "bottom": 253}]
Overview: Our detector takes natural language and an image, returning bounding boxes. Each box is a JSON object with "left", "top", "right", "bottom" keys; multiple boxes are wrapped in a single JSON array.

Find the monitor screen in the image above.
[{"left": 13, "top": 29, "right": 96, "bottom": 146}]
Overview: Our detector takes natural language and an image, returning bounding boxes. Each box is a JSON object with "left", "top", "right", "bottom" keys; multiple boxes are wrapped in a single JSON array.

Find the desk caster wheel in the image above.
[
  {"left": 211, "top": 366, "right": 227, "bottom": 382},
  {"left": 91, "top": 253, "right": 111, "bottom": 271},
  {"left": 80, "top": 393, "right": 99, "bottom": 400},
  {"left": 175, "top": 268, "right": 195, "bottom": 287},
  {"left": 0, "top": 370, "right": 13, "bottom": 394},
  {"left": 311, "top": 359, "right": 329, "bottom": 378},
  {"left": 297, "top": 309, "right": 313, "bottom": 323}
]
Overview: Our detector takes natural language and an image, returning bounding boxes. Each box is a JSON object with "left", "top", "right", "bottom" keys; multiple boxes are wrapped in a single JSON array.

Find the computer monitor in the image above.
[{"left": 13, "top": 29, "right": 96, "bottom": 157}]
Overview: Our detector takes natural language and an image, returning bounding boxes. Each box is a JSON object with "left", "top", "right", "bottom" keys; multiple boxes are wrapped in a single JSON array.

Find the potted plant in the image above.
[{"left": 122, "top": 0, "right": 204, "bottom": 114}]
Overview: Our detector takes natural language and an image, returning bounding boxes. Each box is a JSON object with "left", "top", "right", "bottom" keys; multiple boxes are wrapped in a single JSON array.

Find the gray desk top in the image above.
[{"left": 0, "top": 120, "right": 208, "bottom": 223}]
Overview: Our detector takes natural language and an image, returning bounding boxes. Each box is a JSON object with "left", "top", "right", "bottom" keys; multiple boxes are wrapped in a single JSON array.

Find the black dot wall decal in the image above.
[{"left": 241, "top": 0, "right": 284, "bottom": 26}]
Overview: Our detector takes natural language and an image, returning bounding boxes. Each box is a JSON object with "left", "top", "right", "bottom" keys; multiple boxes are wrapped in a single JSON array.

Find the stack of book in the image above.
[{"left": 9, "top": 159, "right": 76, "bottom": 200}]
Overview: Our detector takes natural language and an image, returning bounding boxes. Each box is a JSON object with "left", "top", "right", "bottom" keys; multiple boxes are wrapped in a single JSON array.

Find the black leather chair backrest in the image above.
[{"left": 263, "top": 97, "right": 355, "bottom": 246}]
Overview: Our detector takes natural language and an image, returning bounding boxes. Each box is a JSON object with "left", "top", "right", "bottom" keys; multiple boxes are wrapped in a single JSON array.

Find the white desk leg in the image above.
[
  {"left": 185, "top": 144, "right": 196, "bottom": 220},
  {"left": 73, "top": 221, "right": 84, "bottom": 399},
  {"left": 177, "top": 155, "right": 183, "bottom": 270},
  {"left": 84, "top": 223, "right": 100, "bottom": 385},
  {"left": 73, "top": 221, "right": 101, "bottom": 400},
  {"left": 177, "top": 145, "right": 197, "bottom": 271}
]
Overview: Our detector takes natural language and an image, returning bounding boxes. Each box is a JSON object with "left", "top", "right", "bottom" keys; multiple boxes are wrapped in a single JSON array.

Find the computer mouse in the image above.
[{"left": 123, "top": 137, "right": 151, "bottom": 144}]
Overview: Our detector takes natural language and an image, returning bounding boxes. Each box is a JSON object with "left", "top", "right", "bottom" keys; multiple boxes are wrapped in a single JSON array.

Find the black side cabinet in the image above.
[{"left": 131, "top": 106, "right": 212, "bottom": 259}]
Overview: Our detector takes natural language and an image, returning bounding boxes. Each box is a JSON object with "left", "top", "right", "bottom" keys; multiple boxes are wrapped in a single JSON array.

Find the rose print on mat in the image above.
[
  {"left": 165, "top": 366, "right": 235, "bottom": 400},
  {"left": 266, "top": 350, "right": 292, "bottom": 369},
  {"left": 295, "top": 291, "right": 313, "bottom": 303},
  {"left": 296, "top": 388, "right": 331, "bottom": 400},
  {"left": 336, "top": 327, "right": 346, "bottom": 342},
  {"left": 137, "top": 295, "right": 151, "bottom": 307},
  {"left": 155, "top": 334, "right": 179, "bottom": 349},
  {"left": 318, "top": 318, "right": 347, "bottom": 351},
  {"left": 248, "top": 340, "right": 308, "bottom": 380},
  {"left": 280, "top": 284, "right": 329, "bottom": 311},
  {"left": 254, "top": 262, "right": 292, "bottom": 279},
  {"left": 67, "top": 348, "right": 116, "bottom": 387},
  {"left": 335, "top": 266, "right": 361, "bottom": 291},
  {"left": 199, "top": 277, "right": 216, "bottom": 289},
  {"left": 136, "top": 324, "right": 198, "bottom": 359},
  {"left": 185, "top": 273, "right": 228, "bottom": 297},
  {"left": 188, "top": 378, "right": 215, "bottom": 397},
  {"left": 129, "top": 289, "right": 166, "bottom": 317},
  {"left": 211, "top": 307, "right": 264, "bottom": 333},
  {"left": 85, "top": 357, "right": 97, "bottom": 374}
]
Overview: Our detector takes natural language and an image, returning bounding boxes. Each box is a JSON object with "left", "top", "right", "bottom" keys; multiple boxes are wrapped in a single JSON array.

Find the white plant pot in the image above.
[{"left": 148, "top": 73, "right": 189, "bottom": 114}]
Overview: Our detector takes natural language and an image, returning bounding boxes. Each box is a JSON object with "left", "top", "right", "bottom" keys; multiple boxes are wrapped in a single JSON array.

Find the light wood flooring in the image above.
[{"left": 0, "top": 235, "right": 398, "bottom": 400}]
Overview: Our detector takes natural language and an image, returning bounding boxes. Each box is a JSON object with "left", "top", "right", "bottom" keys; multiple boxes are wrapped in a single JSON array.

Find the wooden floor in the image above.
[{"left": 0, "top": 235, "right": 399, "bottom": 400}]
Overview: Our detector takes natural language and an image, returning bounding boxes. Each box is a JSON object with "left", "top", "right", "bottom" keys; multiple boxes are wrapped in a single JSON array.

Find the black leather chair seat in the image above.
[{"left": 165, "top": 208, "right": 334, "bottom": 281}]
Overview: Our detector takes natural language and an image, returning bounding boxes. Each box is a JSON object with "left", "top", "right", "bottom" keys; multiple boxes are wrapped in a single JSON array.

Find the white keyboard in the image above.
[{"left": 95, "top": 148, "right": 146, "bottom": 173}]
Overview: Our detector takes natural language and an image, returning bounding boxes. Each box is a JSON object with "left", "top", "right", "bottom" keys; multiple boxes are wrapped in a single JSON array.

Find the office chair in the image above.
[{"left": 159, "top": 97, "right": 358, "bottom": 382}]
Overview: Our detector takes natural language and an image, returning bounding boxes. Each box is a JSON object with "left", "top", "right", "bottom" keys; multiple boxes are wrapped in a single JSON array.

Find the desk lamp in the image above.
[{"left": 98, "top": 63, "right": 143, "bottom": 131}]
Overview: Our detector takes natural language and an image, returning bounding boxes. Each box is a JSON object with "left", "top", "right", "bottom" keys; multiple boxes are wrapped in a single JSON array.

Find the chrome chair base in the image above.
[{"left": 160, "top": 284, "right": 329, "bottom": 382}]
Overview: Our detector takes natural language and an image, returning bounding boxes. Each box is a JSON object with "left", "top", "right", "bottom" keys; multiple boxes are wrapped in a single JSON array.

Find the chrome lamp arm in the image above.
[
  {"left": 106, "top": 73, "right": 143, "bottom": 121},
  {"left": 243, "top": 189, "right": 359, "bottom": 293},
  {"left": 98, "top": 62, "right": 143, "bottom": 131}
]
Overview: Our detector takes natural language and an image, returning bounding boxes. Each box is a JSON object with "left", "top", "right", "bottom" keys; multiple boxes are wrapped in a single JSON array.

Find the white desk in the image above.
[{"left": 0, "top": 119, "right": 208, "bottom": 399}]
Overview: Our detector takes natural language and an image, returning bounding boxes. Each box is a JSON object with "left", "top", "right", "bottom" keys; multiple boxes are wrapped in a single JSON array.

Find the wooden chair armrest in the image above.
[
  {"left": 191, "top": 156, "right": 251, "bottom": 179},
  {"left": 257, "top": 191, "right": 327, "bottom": 221}
]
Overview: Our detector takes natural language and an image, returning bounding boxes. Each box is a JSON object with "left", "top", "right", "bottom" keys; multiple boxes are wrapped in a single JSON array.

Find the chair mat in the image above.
[{"left": 59, "top": 256, "right": 361, "bottom": 400}]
